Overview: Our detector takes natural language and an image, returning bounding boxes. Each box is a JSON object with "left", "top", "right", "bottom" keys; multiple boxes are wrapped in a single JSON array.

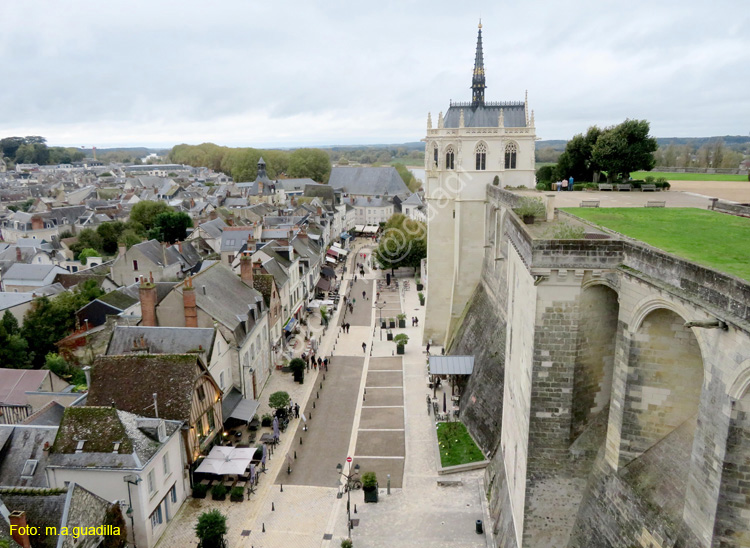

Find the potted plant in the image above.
[
  {"left": 381, "top": 319, "right": 387, "bottom": 329},
  {"left": 211, "top": 484, "right": 227, "bottom": 501},
  {"left": 341, "top": 539, "right": 353, "bottom": 548},
  {"left": 362, "top": 471, "right": 378, "bottom": 503},
  {"left": 289, "top": 358, "right": 305, "bottom": 384},
  {"left": 514, "top": 197, "right": 546, "bottom": 224},
  {"left": 394, "top": 333, "right": 409, "bottom": 355},
  {"left": 230, "top": 486, "right": 244, "bottom": 502},
  {"left": 389, "top": 317, "right": 396, "bottom": 329},
  {"left": 416, "top": 278, "right": 424, "bottom": 291},
  {"left": 195, "top": 509, "right": 228, "bottom": 548},
  {"left": 261, "top": 413, "right": 273, "bottom": 427},
  {"left": 386, "top": 329, "right": 393, "bottom": 341},
  {"left": 397, "top": 313, "right": 406, "bottom": 328},
  {"left": 418, "top": 292, "right": 425, "bottom": 306},
  {"left": 192, "top": 483, "right": 209, "bottom": 499}
]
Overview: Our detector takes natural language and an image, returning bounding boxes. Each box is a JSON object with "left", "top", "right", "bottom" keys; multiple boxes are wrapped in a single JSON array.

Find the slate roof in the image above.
[
  {"left": 402, "top": 193, "right": 424, "bottom": 207},
  {"left": 0, "top": 490, "right": 67, "bottom": 546},
  {"left": 183, "top": 263, "right": 265, "bottom": 337},
  {"left": 87, "top": 355, "right": 203, "bottom": 423},
  {"left": 328, "top": 167, "right": 410, "bottom": 197},
  {"left": 43, "top": 205, "right": 87, "bottom": 225},
  {"left": 22, "top": 401, "right": 66, "bottom": 426},
  {"left": 276, "top": 178, "right": 320, "bottom": 192},
  {"left": 97, "top": 288, "right": 139, "bottom": 310},
  {"left": 0, "top": 370, "right": 64, "bottom": 406},
  {"left": 107, "top": 326, "right": 215, "bottom": 357},
  {"left": 443, "top": 103, "right": 527, "bottom": 128},
  {"left": 220, "top": 229, "right": 255, "bottom": 253},
  {"left": 0, "top": 424, "right": 58, "bottom": 487},
  {"left": 198, "top": 218, "right": 227, "bottom": 239},
  {"left": 352, "top": 197, "right": 391, "bottom": 208},
  {"left": 120, "top": 281, "right": 176, "bottom": 304},
  {"left": 2, "top": 263, "right": 67, "bottom": 282},
  {"left": 75, "top": 299, "right": 123, "bottom": 328}
]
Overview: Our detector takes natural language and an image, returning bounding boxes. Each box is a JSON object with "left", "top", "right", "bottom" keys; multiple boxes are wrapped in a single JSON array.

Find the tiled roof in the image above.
[
  {"left": 107, "top": 326, "right": 215, "bottom": 357},
  {"left": 328, "top": 167, "right": 409, "bottom": 197}
]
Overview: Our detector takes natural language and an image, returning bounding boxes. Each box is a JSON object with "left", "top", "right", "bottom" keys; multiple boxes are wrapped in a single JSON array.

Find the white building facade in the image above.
[{"left": 423, "top": 22, "right": 536, "bottom": 344}]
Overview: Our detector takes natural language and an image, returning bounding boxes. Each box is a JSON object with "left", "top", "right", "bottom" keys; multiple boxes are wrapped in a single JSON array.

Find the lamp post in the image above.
[
  {"left": 336, "top": 460, "right": 360, "bottom": 539},
  {"left": 123, "top": 474, "right": 141, "bottom": 548},
  {"left": 376, "top": 301, "right": 386, "bottom": 340}
]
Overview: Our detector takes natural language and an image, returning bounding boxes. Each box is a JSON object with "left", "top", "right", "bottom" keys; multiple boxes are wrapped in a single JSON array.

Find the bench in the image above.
[
  {"left": 641, "top": 184, "right": 657, "bottom": 191},
  {"left": 645, "top": 201, "right": 666, "bottom": 208},
  {"left": 598, "top": 183, "right": 613, "bottom": 191},
  {"left": 580, "top": 200, "right": 600, "bottom": 208},
  {"left": 615, "top": 184, "right": 632, "bottom": 191}
]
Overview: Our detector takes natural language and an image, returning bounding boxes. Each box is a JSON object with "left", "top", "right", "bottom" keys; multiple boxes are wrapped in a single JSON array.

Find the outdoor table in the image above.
[
  {"left": 260, "top": 433, "right": 276, "bottom": 444},
  {"left": 200, "top": 479, "right": 210, "bottom": 486}
]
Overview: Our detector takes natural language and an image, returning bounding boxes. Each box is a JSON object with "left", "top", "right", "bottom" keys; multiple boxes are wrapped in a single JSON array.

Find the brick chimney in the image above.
[
  {"left": 316, "top": 206, "right": 322, "bottom": 216},
  {"left": 183, "top": 276, "right": 198, "bottom": 327},
  {"left": 118, "top": 245, "right": 126, "bottom": 258},
  {"left": 31, "top": 216, "right": 44, "bottom": 230},
  {"left": 16, "top": 247, "right": 22, "bottom": 261},
  {"left": 240, "top": 252, "right": 253, "bottom": 286},
  {"left": 10, "top": 511, "right": 31, "bottom": 548},
  {"left": 253, "top": 259, "right": 264, "bottom": 275},
  {"left": 139, "top": 273, "right": 157, "bottom": 327}
]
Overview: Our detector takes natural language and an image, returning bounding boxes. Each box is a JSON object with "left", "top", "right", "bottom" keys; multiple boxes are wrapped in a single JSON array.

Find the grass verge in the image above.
[
  {"left": 562, "top": 207, "right": 750, "bottom": 280},
  {"left": 631, "top": 171, "right": 748, "bottom": 181},
  {"left": 436, "top": 421, "right": 485, "bottom": 467}
]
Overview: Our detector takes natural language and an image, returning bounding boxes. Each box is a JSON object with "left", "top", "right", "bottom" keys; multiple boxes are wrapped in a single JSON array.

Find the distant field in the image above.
[
  {"left": 563, "top": 207, "right": 750, "bottom": 281},
  {"left": 631, "top": 171, "right": 747, "bottom": 181}
]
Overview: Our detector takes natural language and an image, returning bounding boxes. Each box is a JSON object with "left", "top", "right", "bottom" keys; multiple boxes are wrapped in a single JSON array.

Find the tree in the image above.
[
  {"left": 69, "top": 228, "right": 104, "bottom": 258},
  {"left": 78, "top": 248, "right": 99, "bottom": 265},
  {"left": 2, "top": 310, "right": 20, "bottom": 336},
  {"left": 195, "top": 510, "right": 227, "bottom": 548},
  {"left": 289, "top": 358, "right": 305, "bottom": 383},
  {"left": 393, "top": 163, "right": 420, "bottom": 192},
  {"left": 129, "top": 201, "right": 171, "bottom": 232},
  {"left": 102, "top": 504, "right": 128, "bottom": 548},
  {"left": 374, "top": 215, "right": 426, "bottom": 273},
  {"left": 0, "top": 312, "right": 30, "bottom": 369},
  {"left": 591, "top": 119, "right": 657, "bottom": 181},
  {"left": 556, "top": 126, "right": 603, "bottom": 182},
  {"left": 288, "top": 148, "right": 332, "bottom": 182},
  {"left": 0, "top": 136, "right": 26, "bottom": 158},
  {"left": 97, "top": 221, "right": 126, "bottom": 254},
  {"left": 148, "top": 211, "right": 193, "bottom": 243},
  {"left": 119, "top": 228, "right": 142, "bottom": 248},
  {"left": 268, "top": 391, "right": 291, "bottom": 411}
]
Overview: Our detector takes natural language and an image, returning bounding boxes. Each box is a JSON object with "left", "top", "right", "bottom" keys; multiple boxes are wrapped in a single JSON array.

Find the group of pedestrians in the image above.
[
  {"left": 556, "top": 176, "right": 575, "bottom": 191},
  {"left": 341, "top": 322, "right": 351, "bottom": 333},
  {"left": 411, "top": 316, "right": 419, "bottom": 327},
  {"left": 300, "top": 352, "right": 329, "bottom": 371}
]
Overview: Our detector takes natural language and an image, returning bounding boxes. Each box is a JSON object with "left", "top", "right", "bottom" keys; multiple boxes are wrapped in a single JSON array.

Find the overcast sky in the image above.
[{"left": 1, "top": 0, "right": 748, "bottom": 148}]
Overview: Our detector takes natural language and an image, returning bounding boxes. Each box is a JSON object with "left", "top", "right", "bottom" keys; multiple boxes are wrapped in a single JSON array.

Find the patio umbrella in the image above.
[
  {"left": 194, "top": 446, "right": 257, "bottom": 476},
  {"left": 443, "top": 391, "right": 447, "bottom": 413},
  {"left": 262, "top": 442, "right": 268, "bottom": 465},
  {"left": 273, "top": 417, "right": 280, "bottom": 440},
  {"left": 250, "top": 464, "right": 256, "bottom": 483}
]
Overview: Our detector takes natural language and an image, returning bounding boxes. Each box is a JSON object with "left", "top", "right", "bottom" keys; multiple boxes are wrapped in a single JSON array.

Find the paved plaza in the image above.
[{"left": 156, "top": 238, "right": 491, "bottom": 548}]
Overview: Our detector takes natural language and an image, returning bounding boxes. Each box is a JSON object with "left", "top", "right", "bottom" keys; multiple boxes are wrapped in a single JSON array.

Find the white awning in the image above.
[
  {"left": 194, "top": 446, "right": 257, "bottom": 476},
  {"left": 330, "top": 245, "right": 348, "bottom": 256},
  {"left": 364, "top": 225, "right": 379, "bottom": 233},
  {"left": 428, "top": 355, "right": 475, "bottom": 375},
  {"left": 326, "top": 256, "right": 337, "bottom": 264},
  {"left": 354, "top": 225, "right": 365, "bottom": 232}
]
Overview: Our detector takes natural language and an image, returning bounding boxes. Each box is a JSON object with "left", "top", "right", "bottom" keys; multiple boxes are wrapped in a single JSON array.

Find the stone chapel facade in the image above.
[{"left": 424, "top": 22, "right": 537, "bottom": 344}]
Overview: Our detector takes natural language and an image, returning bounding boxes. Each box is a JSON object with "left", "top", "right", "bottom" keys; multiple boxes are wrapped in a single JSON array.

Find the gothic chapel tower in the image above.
[{"left": 423, "top": 22, "right": 536, "bottom": 344}]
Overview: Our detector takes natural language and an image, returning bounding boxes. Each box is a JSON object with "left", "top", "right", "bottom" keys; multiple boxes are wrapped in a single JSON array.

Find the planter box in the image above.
[
  {"left": 397, "top": 344, "right": 405, "bottom": 355},
  {"left": 381, "top": 321, "right": 387, "bottom": 329},
  {"left": 387, "top": 332, "right": 393, "bottom": 341},
  {"left": 364, "top": 487, "right": 378, "bottom": 503},
  {"left": 398, "top": 319, "right": 406, "bottom": 328},
  {"left": 211, "top": 493, "right": 226, "bottom": 501},
  {"left": 230, "top": 494, "right": 244, "bottom": 502},
  {"left": 416, "top": 283, "right": 424, "bottom": 291},
  {"left": 419, "top": 298, "right": 425, "bottom": 306},
  {"left": 389, "top": 321, "right": 396, "bottom": 328},
  {"left": 522, "top": 214, "right": 535, "bottom": 225},
  {"left": 192, "top": 488, "right": 208, "bottom": 499}
]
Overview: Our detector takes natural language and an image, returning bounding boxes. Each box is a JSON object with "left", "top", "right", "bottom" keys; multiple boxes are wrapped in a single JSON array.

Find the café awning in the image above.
[
  {"left": 428, "top": 355, "right": 475, "bottom": 376},
  {"left": 229, "top": 398, "right": 260, "bottom": 422},
  {"left": 316, "top": 278, "right": 331, "bottom": 291},
  {"left": 325, "top": 256, "right": 337, "bottom": 264},
  {"left": 321, "top": 266, "right": 336, "bottom": 278}
]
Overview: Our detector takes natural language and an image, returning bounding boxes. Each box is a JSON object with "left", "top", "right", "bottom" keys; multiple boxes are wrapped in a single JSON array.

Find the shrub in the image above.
[
  {"left": 535, "top": 164, "right": 557, "bottom": 184},
  {"left": 361, "top": 471, "right": 378, "bottom": 489},
  {"left": 341, "top": 539, "right": 353, "bottom": 548},
  {"left": 195, "top": 510, "right": 227, "bottom": 548},
  {"left": 261, "top": 413, "right": 273, "bottom": 427},
  {"left": 230, "top": 486, "right": 244, "bottom": 502},
  {"left": 211, "top": 484, "right": 227, "bottom": 498},
  {"left": 393, "top": 333, "right": 409, "bottom": 346},
  {"left": 418, "top": 292, "right": 425, "bottom": 305},
  {"left": 192, "top": 483, "right": 209, "bottom": 498},
  {"left": 535, "top": 182, "right": 548, "bottom": 191},
  {"left": 492, "top": 175, "right": 500, "bottom": 186},
  {"left": 514, "top": 197, "right": 546, "bottom": 218},
  {"left": 584, "top": 183, "right": 598, "bottom": 190},
  {"left": 547, "top": 223, "right": 586, "bottom": 239},
  {"left": 572, "top": 183, "right": 585, "bottom": 191},
  {"left": 289, "top": 358, "right": 305, "bottom": 383},
  {"left": 397, "top": 313, "right": 406, "bottom": 321},
  {"left": 644, "top": 175, "right": 655, "bottom": 184}
]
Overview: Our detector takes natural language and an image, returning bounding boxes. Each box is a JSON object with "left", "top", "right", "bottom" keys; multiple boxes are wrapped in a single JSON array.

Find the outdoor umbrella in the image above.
[
  {"left": 194, "top": 446, "right": 257, "bottom": 476},
  {"left": 262, "top": 443, "right": 268, "bottom": 465},
  {"left": 273, "top": 417, "right": 280, "bottom": 440},
  {"left": 250, "top": 464, "right": 256, "bottom": 484},
  {"left": 443, "top": 391, "right": 447, "bottom": 413}
]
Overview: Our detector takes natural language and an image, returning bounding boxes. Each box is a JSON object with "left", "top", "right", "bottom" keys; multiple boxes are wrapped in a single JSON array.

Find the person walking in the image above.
[
  {"left": 346, "top": 322, "right": 350, "bottom": 333},
  {"left": 294, "top": 403, "right": 300, "bottom": 418},
  {"left": 317, "top": 356, "right": 322, "bottom": 369},
  {"left": 362, "top": 290, "right": 366, "bottom": 300},
  {"left": 354, "top": 275, "right": 357, "bottom": 282},
  {"left": 426, "top": 342, "right": 431, "bottom": 355},
  {"left": 323, "top": 357, "right": 328, "bottom": 370},
  {"left": 362, "top": 342, "right": 367, "bottom": 353}
]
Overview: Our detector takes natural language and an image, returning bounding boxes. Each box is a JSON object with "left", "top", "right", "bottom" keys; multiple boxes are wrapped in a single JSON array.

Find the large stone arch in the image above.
[
  {"left": 619, "top": 302, "right": 705, "bottom": 466},
  {"left": 713, "top": 359, "right": 750, "bottom": 547},
  {"left": 571, "top": 282, "right": 620, "bottom": 441}
]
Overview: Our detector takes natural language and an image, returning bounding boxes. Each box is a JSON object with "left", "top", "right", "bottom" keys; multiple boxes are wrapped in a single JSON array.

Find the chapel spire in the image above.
[{"left": 471, "top": 20, "right": 486, "bottom": 108}]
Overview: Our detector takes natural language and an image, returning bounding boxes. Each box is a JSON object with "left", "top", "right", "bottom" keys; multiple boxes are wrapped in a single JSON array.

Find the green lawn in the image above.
[
  {"left": 563, "top": 208, "right": 750, "bottom": 280},
  {"left": 631, "top": 171, "right": 748, "bottom": 181},
  {"left": 436, "top": 421, "right": 485, "bottom": 467}
]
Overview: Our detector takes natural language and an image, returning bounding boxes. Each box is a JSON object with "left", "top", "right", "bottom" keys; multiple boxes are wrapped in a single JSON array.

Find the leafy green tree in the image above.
[
  {"left": 393, "top": 163, "right": 420, "bottom": 192},
  {"left": 591, "top": 119, "right": 657, "bottom": 181},
  {"left": 288, "top": 148, "right": 332, "bottom": 183},
  {"left": 289, "top": 358, "right": 305, "bottom": 383},
  {"left": 148, "top": 211, "right": 193, "bottom": 243},
  {"left": 97, "top": 221, "right": 126, "bottom": 254},
  {"left": 556, "top": 126, "right": 603, "bottom": 182},
  {"left": 2, "top": 310, "right": 20, "bottom": 336},
  {"left": 14, "top": 143, "right": 36, "bottom": 164},
  {"left": 129, "top": 201, "right": 171, "bottom": 232},
  {"left": 78, "top": 248, "right": 99, "bottom": 265},
  {"left": 375, "top": 215, "right": 426, "bottom": 274},
  {"left": 22, "top": 280, "right": 104, "bottom": 368},
  {"left": 118, "top": 228, "right": 142, "bottom": 248},
  {"left": 44, "top": 353, "right": 86, "bottom": 385},
  {"left": 0, "top": 136, "right": 26, "bottom": 158},
  {"left": 195, "top": 510, "right": 227, "bottom": 548},
  {"left": 0, "top": 312, "right": 30, "bottom": 368},
  {"left": 268, "top": 391, "right": 291, "bottom": 411},
  {"left": 69, "top": 228, "right": 104, "bottom": 258}
]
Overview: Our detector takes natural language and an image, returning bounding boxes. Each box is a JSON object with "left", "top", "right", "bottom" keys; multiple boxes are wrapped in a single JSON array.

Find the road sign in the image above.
[{"left": 346, "top": 456, "right": 352, "bottom": 463}]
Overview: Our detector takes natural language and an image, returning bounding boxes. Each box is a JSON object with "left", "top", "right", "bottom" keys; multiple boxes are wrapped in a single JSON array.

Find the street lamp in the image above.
[
  {"left": 376, "top": 301, "right": 386, "bottom": 340},
  {"left": 336, "top": 460, "right": 360, "bottom": 539},
  {"left": 123, "top": 474, "right": 141, "bottom": 548}
]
